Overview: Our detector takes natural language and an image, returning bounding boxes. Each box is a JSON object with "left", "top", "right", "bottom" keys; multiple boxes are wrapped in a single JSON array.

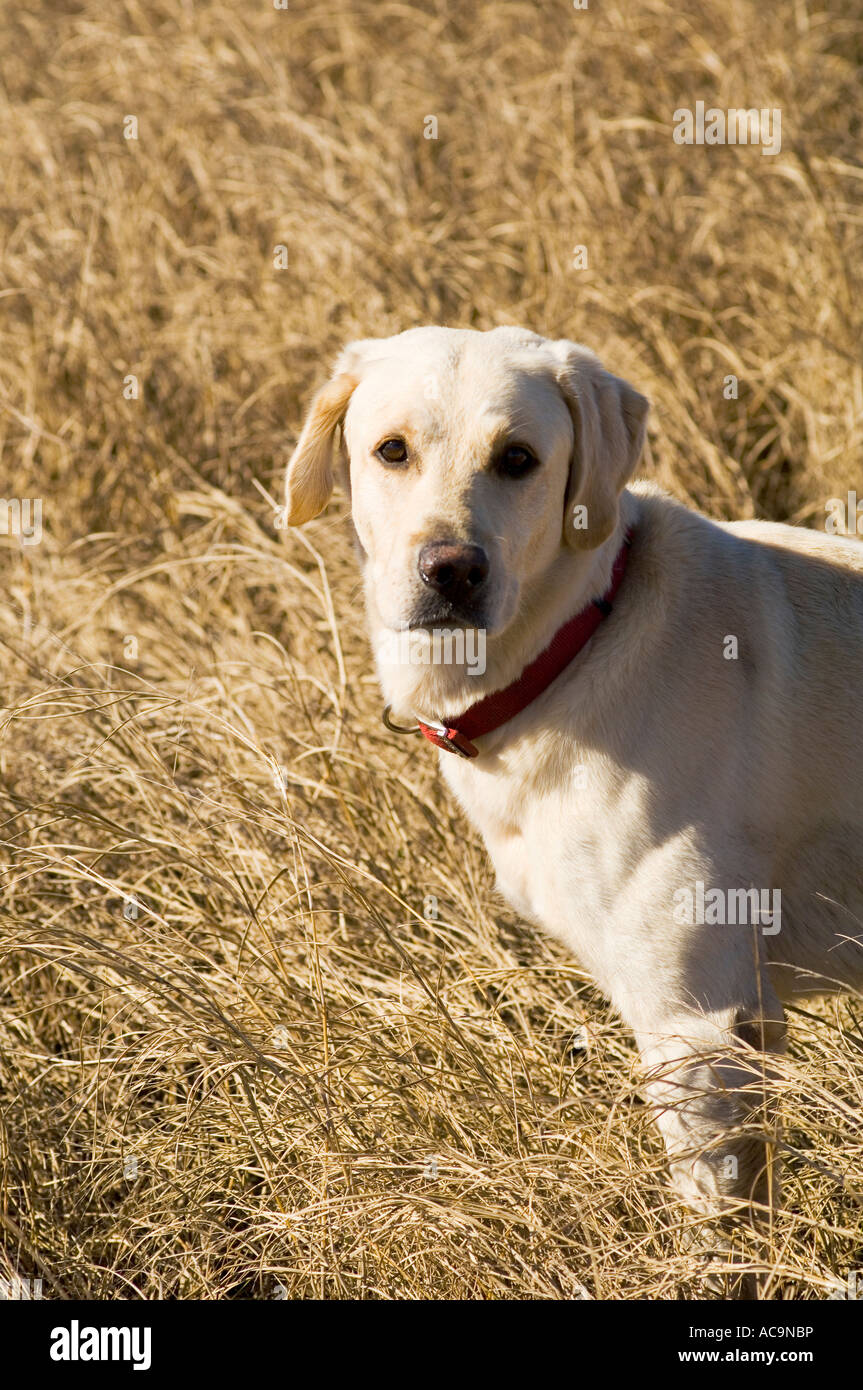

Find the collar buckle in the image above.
[{"left": 418, "top": 720, "right": 479, "bottom": 758}]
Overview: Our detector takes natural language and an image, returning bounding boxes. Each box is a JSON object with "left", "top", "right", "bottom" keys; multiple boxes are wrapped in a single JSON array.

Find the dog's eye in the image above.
[
  {"left": 376, "top": 438, "right": 409, "bottom": 466},
  {"left": 496, "top": 443, "right": 539, "bottom": 479}
]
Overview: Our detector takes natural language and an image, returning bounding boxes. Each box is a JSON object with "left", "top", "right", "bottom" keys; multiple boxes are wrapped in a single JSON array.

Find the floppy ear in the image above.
[
  {"left": 554, "top": 344, "right": 649, "bottom": 550},
  {"left": 284, "top": 371, "right": 359, "bottom": 525},
  {"left": 284, "top": 336, "right": 398, "bottom": 524}
]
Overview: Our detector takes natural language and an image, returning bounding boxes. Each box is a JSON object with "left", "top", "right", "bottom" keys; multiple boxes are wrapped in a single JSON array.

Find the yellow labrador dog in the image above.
[{"left": 285, "top": 324, "right": 863, "bottom": 1227}]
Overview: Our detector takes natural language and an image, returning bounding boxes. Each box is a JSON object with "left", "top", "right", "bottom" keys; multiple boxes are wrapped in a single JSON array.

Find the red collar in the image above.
[{"left": 412, "top": 530, "right": 633, "bottom": 758}]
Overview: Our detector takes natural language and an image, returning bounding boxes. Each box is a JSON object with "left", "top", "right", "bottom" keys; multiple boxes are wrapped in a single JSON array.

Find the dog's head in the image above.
[{"left": 285, "top": 326, "right": 647, "bottom": 707}]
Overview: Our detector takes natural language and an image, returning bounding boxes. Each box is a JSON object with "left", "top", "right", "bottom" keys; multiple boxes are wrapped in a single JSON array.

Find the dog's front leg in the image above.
[
  {"left": 633, "top": 995, "right": 786, "bottom": 1294},
  {"left": 638, "top": 1016, "right": 786, "bottom": 1215}
]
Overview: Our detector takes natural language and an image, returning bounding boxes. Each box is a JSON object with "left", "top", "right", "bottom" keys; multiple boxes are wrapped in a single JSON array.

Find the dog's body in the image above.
[{"left": 286, "top": 325, "right": 863, "bottom": 1219}]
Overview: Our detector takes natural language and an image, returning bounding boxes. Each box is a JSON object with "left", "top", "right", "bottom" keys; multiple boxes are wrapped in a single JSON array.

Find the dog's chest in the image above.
[{"left": 442, "top": 750, "right": 627, "bottom": 973}]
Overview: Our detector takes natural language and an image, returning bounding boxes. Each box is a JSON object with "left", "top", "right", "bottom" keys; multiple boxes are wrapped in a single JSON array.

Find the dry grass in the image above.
[{"left": 1, "top": 0, "right": 862, "bottom": 1299}]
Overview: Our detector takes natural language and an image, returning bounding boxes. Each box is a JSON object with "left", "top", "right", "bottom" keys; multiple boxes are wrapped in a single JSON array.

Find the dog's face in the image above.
[
  {"left": 285, "top": 326, "right": 647, "bottom": 697},
  {"left": 341, "top": 329, "right": 582, "bottom": 636}
]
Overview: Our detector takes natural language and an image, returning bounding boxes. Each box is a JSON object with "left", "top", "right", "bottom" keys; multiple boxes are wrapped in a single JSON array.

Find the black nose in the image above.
[{"left": 418, "top": 540, "right": 489, "bottom": 607}]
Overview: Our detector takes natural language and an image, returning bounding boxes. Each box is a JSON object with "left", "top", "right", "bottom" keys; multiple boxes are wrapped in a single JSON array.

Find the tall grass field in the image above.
[{"left": 1, "top": 0, "right": 862, "bottom": 1299}]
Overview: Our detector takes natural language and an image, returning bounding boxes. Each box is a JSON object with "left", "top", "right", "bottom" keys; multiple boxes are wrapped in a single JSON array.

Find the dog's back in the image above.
[
  {"left": 727, "top": 518, "right": 863, "bottom": 994},
  {"left": 640, "top": 489, "right": 863, "bottom": 995}
]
